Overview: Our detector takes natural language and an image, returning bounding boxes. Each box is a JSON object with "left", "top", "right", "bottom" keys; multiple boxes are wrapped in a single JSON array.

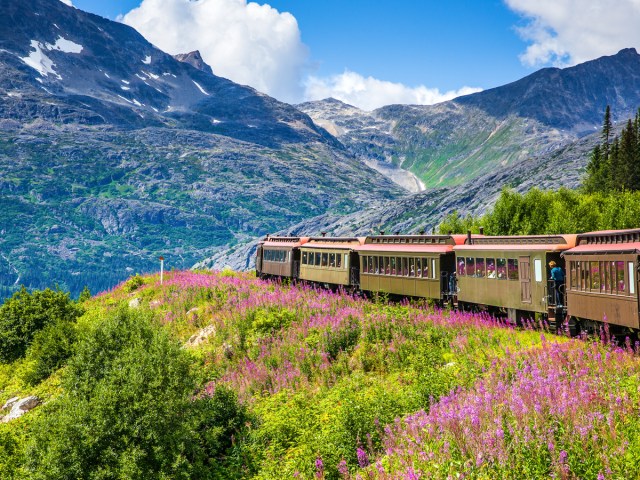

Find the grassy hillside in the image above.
[{"left": 1, "top": 271, "right": 639, "bottom": 479}]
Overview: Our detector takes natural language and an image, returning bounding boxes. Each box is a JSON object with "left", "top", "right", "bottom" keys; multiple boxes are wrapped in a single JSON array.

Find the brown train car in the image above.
[
  {"left": 563, "top": 229, "right": 640, "bottom": 331},
  {"left": 299, "top": 237, "right": 363, "bottom": 287},
  {"left": 255, "top": 236, "right": 309, "bottom": 280},
  {"left": 356, "top": 234, "right": 468, "bottom": 301},
  {"left": 453, "top": 235, "right": 577, "bottom": 323}
]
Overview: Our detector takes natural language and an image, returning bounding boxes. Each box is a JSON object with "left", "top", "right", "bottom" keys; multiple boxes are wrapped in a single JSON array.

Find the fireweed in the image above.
[{"left": 96, "top": 271, "right": 640, "bottom": 479}]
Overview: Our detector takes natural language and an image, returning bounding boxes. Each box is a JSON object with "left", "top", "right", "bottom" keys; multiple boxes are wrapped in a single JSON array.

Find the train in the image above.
[{"left": 255, "top": 228, "right": 640, "bottom": 336}]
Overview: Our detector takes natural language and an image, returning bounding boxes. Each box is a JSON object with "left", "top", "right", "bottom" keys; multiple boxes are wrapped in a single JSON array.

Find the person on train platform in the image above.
[{"left": 549, "top": 261, "right": 565, "bottom": 306}]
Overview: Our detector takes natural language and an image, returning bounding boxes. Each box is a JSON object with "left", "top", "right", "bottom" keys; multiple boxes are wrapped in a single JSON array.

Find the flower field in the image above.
[{"left": 1, "top": 270, "right": 640, "bottom": 479}]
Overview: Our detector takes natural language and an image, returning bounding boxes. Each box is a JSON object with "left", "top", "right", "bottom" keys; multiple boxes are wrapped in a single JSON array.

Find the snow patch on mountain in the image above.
[
  {"left": 47, "top": 36, "right": 83, "bottom": 54},
  {"left": 193, "top": 80, "right": 209, "bottom": 96},
  {"left": 21, "top": 40, "right": 61, "bottom": 79},
  {"left": 142, "top": 55, "right": 151, "bottom": 65}
]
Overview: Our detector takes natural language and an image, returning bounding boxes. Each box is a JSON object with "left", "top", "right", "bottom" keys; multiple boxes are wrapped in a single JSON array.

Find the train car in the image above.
[
  {"left": 453, "top": 235, "right": 577, "bottom": 324},
  {"left": 299, "top": 237, "right": 363, "bottom": 288},
  {"left": 356, "top": 234, "right": 468, "bottom": 302},
  {"left": 255, "top": 236, "right": 309, "bottom": 280},
  {"left": 563, "top": 229, "right": 640, "bottom": 332}
]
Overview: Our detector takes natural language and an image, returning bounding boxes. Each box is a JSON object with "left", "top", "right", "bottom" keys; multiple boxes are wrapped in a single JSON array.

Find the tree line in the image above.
[{"left": 584, "top": 105, "right": 640, "bottom": 193}]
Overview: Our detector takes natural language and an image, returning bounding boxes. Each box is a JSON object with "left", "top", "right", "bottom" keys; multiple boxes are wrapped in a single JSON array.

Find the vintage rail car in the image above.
[
  {"left": 355, "top": 234, "right": 468, "bottom": 301},
  {"left": 255, "top": 236, "right": 309, "bottom": 280},
  {"left": 299, "top": 237, "right": 363, "bottom": 288},
  {"left": 453, "top": 235, "right": 577, "bottom": 324},
  {"left": 563, "top": 229, "right": 640, "bottom": 331}
]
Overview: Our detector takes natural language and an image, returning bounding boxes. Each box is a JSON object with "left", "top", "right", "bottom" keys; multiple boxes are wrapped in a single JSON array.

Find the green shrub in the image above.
[
  {"left": 124, "top": 274, "right": 145, "bottom": 293},
  {"left": 0, "top": 287, "right": 82, "bottom": 363},
  {"left": 21, "top": 320, "right": 77, "bottom": 386},
  {"left": 26, "top": 307, "right": 248, "bottom": 479}
]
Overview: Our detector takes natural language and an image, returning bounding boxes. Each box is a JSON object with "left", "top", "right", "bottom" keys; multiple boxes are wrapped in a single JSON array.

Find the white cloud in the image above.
[
  {"left": 122, "top": 0, "right": 308, "bottom": 103},
  {"left": 304, "top": 71, "right": 482, "bottom": 111},
  {"left": 121, "top": 0, "right": 480, "bottom": 109},
  {"left": 506, "top": 0, "right": 640, "bottom": 67},
  {"left": 59, "top": 0, "right": 73, "bottom": 5}
]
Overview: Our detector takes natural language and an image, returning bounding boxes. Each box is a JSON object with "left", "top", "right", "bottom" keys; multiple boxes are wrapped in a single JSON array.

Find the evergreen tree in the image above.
[{"left": 601, "top": 105, "right": 612, "bottom": 159}]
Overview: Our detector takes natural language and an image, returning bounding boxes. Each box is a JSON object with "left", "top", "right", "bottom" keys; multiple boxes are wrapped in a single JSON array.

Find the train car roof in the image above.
[
  {"left": 356, "top": 244, "right": 455, "bottom": 254},
  {"left": 364, "top": 234, "right": 473, "bottom": 246},
  {"left": 454, "top": 234, "right": 577, "bottom": 252},
  {"left": 301, "top": 237, "right": 365, "bottom": 250},
  {"left": 575, "top": 228, "right": 640, "bottom": 245},
  {"left": 260, "top": 236, "right": 310, "bottom": 248},
  {"left": 564, "top": 242, "right": 640, "bottom": 255}
]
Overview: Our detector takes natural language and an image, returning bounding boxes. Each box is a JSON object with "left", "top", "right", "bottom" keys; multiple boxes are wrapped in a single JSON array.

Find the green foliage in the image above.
[
  {"left": 437, "top": 210, "right": 483, "bottom": 234},
  {"left": 0, "top": 423, "right": 26, "bottom": 480},
  {"left": 439, "top": 187, "right": 640, "bottom": 235},
  {"left": 0, "top": 287, "right": 82, "bottom": 363},
  {"left": 26, "top": 307, "right": 247, "bottom": 479},
  {"left": 21, "top": 319, "right": 77, "bottom": 386},
  {"left": 124, "top": 274, "right": 146, "bottom": 293},
  {"left": 78, "top": 286, "right": 91, "bottom": 303},
  {"left": 584, "top": 106, "right": 640, "bottom": 192},
  {"left": 251, "top": 307, "right": 296, "bottom": 336}
]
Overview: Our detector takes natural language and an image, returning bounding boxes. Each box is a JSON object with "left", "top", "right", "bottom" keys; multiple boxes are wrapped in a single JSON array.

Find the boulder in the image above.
[
  {"left": 2, "top": 396, "right": 19, "bottom": 411},
  {"left": 128, "top": 297, "right": 141, "bottom": 308},
  {"left": 2, "top": 396, "right": 41, "bottom": 423}
]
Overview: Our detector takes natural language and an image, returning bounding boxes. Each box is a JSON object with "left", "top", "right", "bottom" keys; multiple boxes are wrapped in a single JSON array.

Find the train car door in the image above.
[
  {"left": 256, "top": 246, "right": 263, "bottom": 276},
  {"left": 519, "top": 256, "right": 531, "bottom": 303}
]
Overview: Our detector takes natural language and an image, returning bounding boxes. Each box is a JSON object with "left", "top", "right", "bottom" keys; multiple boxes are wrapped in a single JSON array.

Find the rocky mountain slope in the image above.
[
  {"left": 298, "top": 48, "right": 640, "bottom": 189},
  {"left": 0, "top": 0, "right": 405, "bottom": 297},
  {"left": 197, "top": 127, "right": 598, "bottom": 271}
]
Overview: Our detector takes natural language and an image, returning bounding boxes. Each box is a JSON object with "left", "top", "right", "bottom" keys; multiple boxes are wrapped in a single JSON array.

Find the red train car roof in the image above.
[
  {"left": 454, "top": 234, "right": 577, "bottom": 252},
  {"left": 564, "top": 242, "right": 640, "bottom": 255}
]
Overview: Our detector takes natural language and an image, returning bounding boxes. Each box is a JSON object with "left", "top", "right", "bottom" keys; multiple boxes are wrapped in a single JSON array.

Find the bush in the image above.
[
  {"left": 21, "top": 319, "right": 77, "bottom": 385},
  {"left": 0, "top": 287, "right": 82, "bottom": 363},
  {"left": 26, "top": 307, "right": 247, "bottom": 479}
]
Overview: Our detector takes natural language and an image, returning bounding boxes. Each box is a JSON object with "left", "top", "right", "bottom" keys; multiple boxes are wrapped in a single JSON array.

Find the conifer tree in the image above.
[{"left": 601, "top": 105, "right": 612, "bottom": 160}]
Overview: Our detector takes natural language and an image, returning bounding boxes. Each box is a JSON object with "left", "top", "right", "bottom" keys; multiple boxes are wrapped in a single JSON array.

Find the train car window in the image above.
[
  {"left": 373, "top": 256, "right": 379, "bottom": 274},
  {"left": 337, "top": 253, "right": 342, "bottom": 269},
  {"left": 508, "top": 259, "right": 519, "bottom": 280},
  {"left": 362, "top": 256, "right": 368, "bottom": 273},
  {"left": 466, "top": 257, "right": 475, "bottom": 277},
  {"left": 431, "top": 258, "right": 437, "bottom": 279},
  {"left": 321, "top": 253, "right": 328, "bottom": 267},
  {"left": 402, "top": 257, "right": 408, "bottom": 276},
  {"left": 384, "top": 257, "right": 390, "bottom": 275},
  {"left": 476, "top": 258, "right": 485, "bottom": 277},
  {"left": 569, "top": 261, "right": 577, "bottom": 288},
  {"left": 457, "top": 258, "right": 465, "bottom": 276},
  {"left": 344, "top": 254, "right": 349, "bottom": 269},
  {"left": 534, "top": 259, "right": 543, "bottom": 283},
  {"left": 368, "top": 256, "right": 373, "bottom": 273},
  {"left": 329, "top": 253, "right": 336, "bottom": 268},
  {"left": 590, "top": 261, "right": 600, "bottom": 290},
  {"left": 603, "top": 261, "right": 611, "bottom": 293},
  {"left": 629, "top": 262, "right": 636, "bottom": 295},
  {"left": 422, "top": 258, "right": 429, "bottom": 278},
  {"left": 581, "top": 263, "right": 588, "bottom": 290},
  {"left": 487, "top": 259, "right": 496, "bottom": 278},
  {"left": 409, "top": 258, "right": 415, "bottom": 277},
  {"left": 616, "top": 261, "right": 625, "bottom": 293},
  {"left": 497, "top": 258, "right": 507, "bottom": 279},
  {"left": 416, "top": 258, "right": 422, "bottom": 277},
  {"left": 315, "top": 252, "right": 321, "bottom": 266},
  {"left": 599, "top": 261, "right": 607, "bottom": 292},
  {"left": 396, "top": 257, "right": 402, "bottom": 276},
  {"left": 390, "top": 257, "right": 396, "bottom": 275},
  {"left": 302, "top": 251, "right": 308, "bottom": 265},
  {"left": 379, "top": 256, "right": 384, "bottom": 274}
]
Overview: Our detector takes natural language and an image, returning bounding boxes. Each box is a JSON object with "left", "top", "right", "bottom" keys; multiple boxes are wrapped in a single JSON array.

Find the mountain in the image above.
[
  {"left": 298, "top": 48, "right": 640, "bottom": 189},
  {"left": 197, "top": 127, "right": 599, "bottom": 272},
  {"left": 0, "top": 0, "right": 405, "bottom": 297}
]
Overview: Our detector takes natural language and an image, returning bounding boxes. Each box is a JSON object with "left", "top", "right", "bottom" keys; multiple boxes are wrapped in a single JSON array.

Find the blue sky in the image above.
[{"left": 68, "top": 0, "right": 640, "bottom": 110}]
